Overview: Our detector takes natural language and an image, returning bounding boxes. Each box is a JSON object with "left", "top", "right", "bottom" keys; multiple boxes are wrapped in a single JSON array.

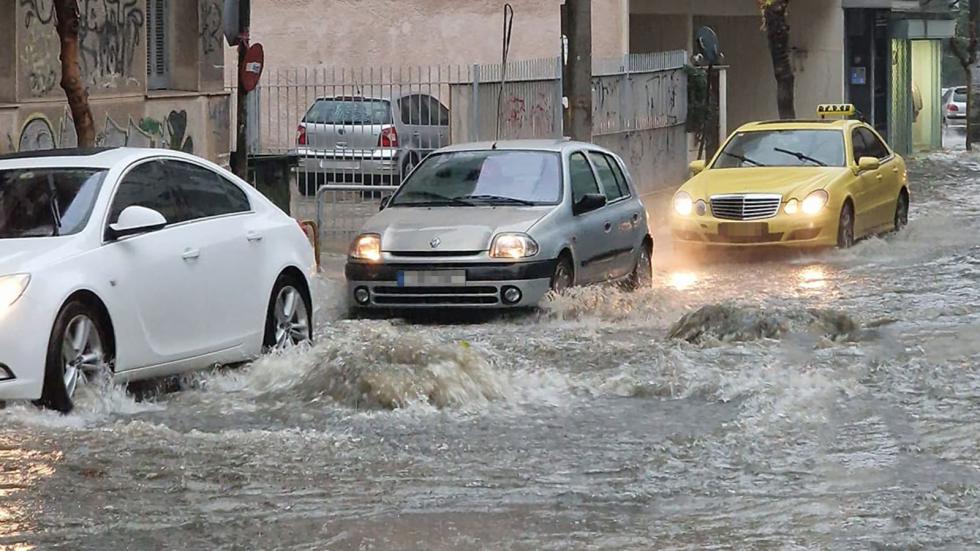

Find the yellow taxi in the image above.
[{"left": 672, "top": 105, "right": 909, "bottom": 249}]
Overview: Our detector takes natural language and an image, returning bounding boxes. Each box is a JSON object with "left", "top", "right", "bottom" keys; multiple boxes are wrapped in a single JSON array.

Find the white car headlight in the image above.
[
  {"left": 801, "top": 190, "right": 829, "bottom": 215},
  {"left": 490, "top": 233, "right": 539, "bottom": 259},
  {"left": 673, "top": 192, "right": 693, "bottom": 216},
  {"left": 350, "top": 233, "right": 382, "bottom": 262},
  {"left": 0, "top": 274, "right": 30, "bottom": 309}
]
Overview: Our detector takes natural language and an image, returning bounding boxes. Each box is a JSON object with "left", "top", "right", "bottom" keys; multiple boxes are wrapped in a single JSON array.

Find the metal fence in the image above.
[{"left": 246, "top": 50, "right": 687, "bottom": 252}]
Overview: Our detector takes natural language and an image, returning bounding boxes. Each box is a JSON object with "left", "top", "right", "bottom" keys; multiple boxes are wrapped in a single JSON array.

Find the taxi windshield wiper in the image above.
[
  {"left": 457, "top": 194, "right": 535, "bottom": 206},
  {"left": 722, "top": 151, "right": 766, "bottom": 167},
  {"left": 773, "top": 147, "right": 827, "bottom": 167}
]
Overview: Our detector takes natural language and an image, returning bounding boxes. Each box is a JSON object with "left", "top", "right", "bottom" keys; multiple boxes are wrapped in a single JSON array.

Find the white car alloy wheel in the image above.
[
  {"left": 269, "top": 283, "right": 311, "bottom": 351},
  {"left": 62, "top": 314, "right": 107, "bottom": 398}
]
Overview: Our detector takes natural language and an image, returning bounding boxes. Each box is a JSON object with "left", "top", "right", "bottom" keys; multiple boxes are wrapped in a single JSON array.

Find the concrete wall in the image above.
[
  {"left": 630, "top": 0, "right": 846, "bottom": 130},
  {"left": 246, "top": 0, "right": 628, "bottom": 73},
  {"left": 1, "top": 0, "right": 230, "bottom": 163}
]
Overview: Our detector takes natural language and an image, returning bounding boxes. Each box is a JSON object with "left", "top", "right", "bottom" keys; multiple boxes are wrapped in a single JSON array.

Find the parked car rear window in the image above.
[
  {"left": 954, "top": 90, "right": 967, "bottom": 103},
  {"left": 0, "top": 168, "right": 106, "bottom": 238},
  {"left": 714, "top": 130, "right": 846, "bottom": 168},
  {"left": 391, "top": 151, "right": 562, "bottom": 206},
  {"left": 303, "top": 98, "right": 392, "bottom": 125}
]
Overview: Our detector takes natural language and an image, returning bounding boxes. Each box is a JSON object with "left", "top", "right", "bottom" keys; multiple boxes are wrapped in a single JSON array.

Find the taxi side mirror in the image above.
[
  {"left": 689, "top": 160, "right": 707, "bottom": 175},
  {"left": 857, "top": 156, "right": 880, "bottom": 172}
]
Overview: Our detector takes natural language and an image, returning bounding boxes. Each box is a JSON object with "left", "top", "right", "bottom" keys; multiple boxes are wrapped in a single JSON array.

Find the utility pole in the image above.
[
  {"left": 230, "top": 0, "right": 251, "bottom": 177},
  {"left": 562, "top": 0, "right": 592, "bottom": 142}
]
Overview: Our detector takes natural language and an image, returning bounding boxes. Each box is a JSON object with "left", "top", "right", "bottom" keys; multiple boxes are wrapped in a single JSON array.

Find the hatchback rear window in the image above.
[
  {"left": 303, "top": 98, "right": 392, "bottom": 125},
  {"left": 954, "top": 90, "right": 967, "bottom": 103}
]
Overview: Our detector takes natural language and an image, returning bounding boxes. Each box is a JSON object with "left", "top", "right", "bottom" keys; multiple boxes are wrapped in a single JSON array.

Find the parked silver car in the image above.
[
  {"left": 943, "top": 86, "right": 966, "bottom": 126},
  {"left": 345, "top": 139, "right": 653, "bottom": 309},
  {"left": 295, "top": 94, "right": 449, "bottom": 195}
]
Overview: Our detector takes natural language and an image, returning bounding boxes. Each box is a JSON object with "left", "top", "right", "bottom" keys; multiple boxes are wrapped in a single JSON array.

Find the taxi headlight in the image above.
[
  {"left": 350, "top": 233, "right": 382, "bottom": 262},
  {"left": 801, "top": 190, "right": 829, "bottom": 215},
  {"left": 490, "top": 233, "right": 539, "bottom": 259},
  {"left": 0, "top": 274, "right": 30, "bottom": 311},
  {"left": 673, "top": 192, "right": 693, "bottom": 216},
  {"left": 784, "top": 198, "right": 800, "bottom": 215}
]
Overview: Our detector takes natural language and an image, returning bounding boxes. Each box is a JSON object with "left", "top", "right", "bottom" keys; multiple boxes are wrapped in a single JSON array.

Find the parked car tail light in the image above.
[
  {"left": 297, "top": 125, "right": 307, "bottom": 145},
  {"left": 948, "top": 104, "right": 959, "bottom": 112},
  {"left": 379, "top": 126, "right": 399, "bottom": 148}
]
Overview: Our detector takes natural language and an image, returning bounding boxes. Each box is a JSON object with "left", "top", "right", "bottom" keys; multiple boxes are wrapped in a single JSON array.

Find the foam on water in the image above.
[{"left": 667, "top": 303, "right": 873, "bottom": 344}]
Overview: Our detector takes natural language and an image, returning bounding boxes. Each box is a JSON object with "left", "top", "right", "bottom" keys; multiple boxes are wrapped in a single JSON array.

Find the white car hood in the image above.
[
  {"left": 364, "top": 206, "right": 552, "bottom": 252},
  {"left": 0, "top": 237, "right": 80, "bottom": 275}
]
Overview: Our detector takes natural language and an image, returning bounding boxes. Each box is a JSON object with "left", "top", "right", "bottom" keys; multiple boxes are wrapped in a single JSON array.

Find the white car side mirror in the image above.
[{"left": 108, "top": 206, "right": 167, "bottom": 240}]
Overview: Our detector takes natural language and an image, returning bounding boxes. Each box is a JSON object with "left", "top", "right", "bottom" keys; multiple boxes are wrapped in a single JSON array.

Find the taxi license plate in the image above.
[
  {"left": 719, "top": 223, "right": 766, "bottom": 237},
  {"left": 397, "top": 270, "right": 466, "bottom": 287}
]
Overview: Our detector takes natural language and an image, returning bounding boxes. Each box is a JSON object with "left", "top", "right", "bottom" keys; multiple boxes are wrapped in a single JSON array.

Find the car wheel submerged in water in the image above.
[
  {"left": 623, "top": 243, "right": 653, "bottom": 292},
  {"left": 550, "top": 256, "right": 574, "bottom": 293},
  {"left": 894, "top": 191, "right": 909, "bottom": 231},
  {"left": 837, "top": 202, "right": 855, "bottom": 249},
  {"left": 264, "top": 275, "right": 313, "bottom": 352},
  {"left": 39, "top": 301, "right": 113, "bottom": 413}
]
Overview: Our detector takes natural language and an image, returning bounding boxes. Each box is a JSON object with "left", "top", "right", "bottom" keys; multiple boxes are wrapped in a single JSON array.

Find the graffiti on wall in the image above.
[
  {"left": 20, "top": 0, "right": 145, "bottom": 96},
  {"left": 200, "top": 0, "right": 222, "bottom": 55},
  {"left": 9, "top": 109, "right": 195, "bottom": 154}
]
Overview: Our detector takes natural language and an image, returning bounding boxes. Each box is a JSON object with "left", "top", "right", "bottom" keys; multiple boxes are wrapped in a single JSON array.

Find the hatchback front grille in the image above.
[
  {"left": 372, "top": 286, "right": 500, "bottom": 305},
  {"left": 710, "top": 194, "right": 782, "bottom": 220}
]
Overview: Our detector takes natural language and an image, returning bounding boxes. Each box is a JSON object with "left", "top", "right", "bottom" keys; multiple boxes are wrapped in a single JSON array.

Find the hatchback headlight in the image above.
[
  {"left": 801, "top": 190, "right": 829, "bottom": 215},
  {"left": 673, "top": 192, "right": 693, "bottom": 216},
  {"left": 350, "top": 233, "right": 382, "bottom": 262},
  {"left": 0, "top": 274, "right": 30, "bottom": 310},
  {"left": 490, "top": 233, "right": 539, "bottom": 259}
]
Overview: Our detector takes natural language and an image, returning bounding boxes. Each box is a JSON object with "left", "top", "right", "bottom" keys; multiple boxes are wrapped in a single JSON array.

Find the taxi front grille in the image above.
[{"left": 710, "top": 194, "right": 782, "bottom": 221}]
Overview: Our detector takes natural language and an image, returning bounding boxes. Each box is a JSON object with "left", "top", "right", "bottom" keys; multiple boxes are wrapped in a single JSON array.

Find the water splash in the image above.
[{"left": 667, "top": 303, "right": 873, "bottom": 344}]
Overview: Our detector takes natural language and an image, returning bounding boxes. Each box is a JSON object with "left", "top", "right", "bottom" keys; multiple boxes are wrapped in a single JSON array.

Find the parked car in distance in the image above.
[
  {"left": 0, "top": 148, "right": 316, "bottom": 412},
  {"left": 943, "top": 86, "right": 966, "bottom": 125},
  {"left": 294, "top": 94, "right": 450, "bottom": 196},
  {"left": 345, "top": 140, "right": 653, "bottom": 310}
]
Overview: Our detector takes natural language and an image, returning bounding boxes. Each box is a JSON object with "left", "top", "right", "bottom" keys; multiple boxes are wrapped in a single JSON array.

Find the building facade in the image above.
[{"left": 1, "top": 0, "right": 232, "bottom": 164}]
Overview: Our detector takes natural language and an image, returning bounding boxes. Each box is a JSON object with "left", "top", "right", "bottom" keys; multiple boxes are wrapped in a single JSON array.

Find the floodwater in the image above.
[{"left": 2, "top": 152, "right": 979, "bottom": 550}]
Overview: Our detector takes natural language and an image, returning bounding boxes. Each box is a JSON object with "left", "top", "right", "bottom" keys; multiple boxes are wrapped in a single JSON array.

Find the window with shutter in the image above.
[{"left": 146, "top": 0, "right": 169, "bottom": 90}]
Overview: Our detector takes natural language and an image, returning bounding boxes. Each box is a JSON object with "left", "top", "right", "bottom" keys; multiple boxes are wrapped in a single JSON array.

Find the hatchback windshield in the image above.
[
  {"left": 0, "top": 168, "right": 106, "bottom": 238},
  {"left": 390, "top": 151, "right": 562, "bottom": 207},
  {"left": 713, "top": 129, "right": 846, "bottom": 168},
  {"left": 303, "top": 98, "right": 392, "bottom": 125}
]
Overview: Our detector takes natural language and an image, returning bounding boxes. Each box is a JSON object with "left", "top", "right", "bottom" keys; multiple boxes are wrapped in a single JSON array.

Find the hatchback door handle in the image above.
[
  {"left": 182, "top": 248, "right": 201, "bottom": 261},
  {"left": 246, "top": 231, "right": 263, "bottom": 242}
]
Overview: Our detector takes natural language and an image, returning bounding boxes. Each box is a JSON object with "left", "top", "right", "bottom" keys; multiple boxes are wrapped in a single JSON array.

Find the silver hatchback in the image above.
[
  {"left": 295, "top": 94, "right": 449, "bottom": 195},
  {"left": 345, "top": 139, "right": 653, "bottom": 309}
]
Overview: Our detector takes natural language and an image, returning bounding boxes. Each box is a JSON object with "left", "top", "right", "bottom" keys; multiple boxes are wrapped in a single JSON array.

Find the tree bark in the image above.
[
  {"left": 53, "top": 0, "right": 95, "bottom": 148},
  {"left": 760, "top": 0, "right": 796, "bottom": 120},
  {"left": 969, "top": 0, "right": 980, "bottom": 149}
]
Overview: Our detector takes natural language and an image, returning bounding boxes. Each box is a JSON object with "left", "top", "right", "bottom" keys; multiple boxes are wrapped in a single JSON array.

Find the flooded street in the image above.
[{"left": 2, "top": 151, "right": 979, "bottom": 550}]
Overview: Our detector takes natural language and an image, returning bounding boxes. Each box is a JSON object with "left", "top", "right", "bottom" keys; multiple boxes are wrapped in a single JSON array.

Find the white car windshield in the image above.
[
  {"left": 391, "top": 150, "right": 562, "bottom": 206},
  {"left": 0, "top": 168, "right": 106, "bottom": 238},
  {"left": 714, "top": 130, "right": 846, "bottom": 168}
]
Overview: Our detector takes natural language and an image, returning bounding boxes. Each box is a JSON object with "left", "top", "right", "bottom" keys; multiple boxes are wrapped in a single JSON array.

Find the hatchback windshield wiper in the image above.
[
  {"left": 773, "top": 147, "right": 827, "bottom": 167},
  {"left": 722, "top": 151, "right": 766, "bottom": 167},
  {"left": 458, "top": 194, "right": 535, "bottom": 206},
  {"left": 393, "top": 190, "right": 474, "bottom": 206}
]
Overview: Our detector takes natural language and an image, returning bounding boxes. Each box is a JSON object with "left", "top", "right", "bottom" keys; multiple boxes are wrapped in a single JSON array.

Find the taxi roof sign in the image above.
[{"left": 817, "top": 104, "right": 856, "bottom": 118}]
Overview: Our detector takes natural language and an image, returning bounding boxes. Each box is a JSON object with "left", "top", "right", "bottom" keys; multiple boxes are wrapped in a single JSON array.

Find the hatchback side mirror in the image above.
[
  {"left": 107, "top": 206, "right": 167, "bottom": 240},
  {"left": 857, "top": 156, "right": 880, "bottom": 172},
  {"left": 689, "top": 160, "right": 707, "bottom": 175},
  {"left": 574, "top": 193, "right": 607, "bottom": 215}
]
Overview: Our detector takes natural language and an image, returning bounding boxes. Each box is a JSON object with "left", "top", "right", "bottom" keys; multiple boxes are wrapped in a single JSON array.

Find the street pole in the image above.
[
  {"left": 562, "top": 0, "right": 592, "bottom": 142},
  {"left": 230, "top": 0, "right": 251, "bottom": 177}
]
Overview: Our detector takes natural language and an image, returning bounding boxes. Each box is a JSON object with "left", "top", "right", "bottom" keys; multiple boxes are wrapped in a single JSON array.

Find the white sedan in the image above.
[{"left": 0, "top": 148, "right": 316, "bottom": 412}]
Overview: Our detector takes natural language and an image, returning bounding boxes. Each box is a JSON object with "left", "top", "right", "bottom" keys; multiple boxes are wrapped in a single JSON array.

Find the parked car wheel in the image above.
[
  {"left": 622, "top": 242, "right": 653, "bottom": 292},
  {"left": 264, "top": 274, "right": 313, "bottom": 352},
  {"left": 837, "top": 202, "right": 855, "bottom": 249},
  {"left": 38, "top": 301, "right": 113, "bottom": 413}
]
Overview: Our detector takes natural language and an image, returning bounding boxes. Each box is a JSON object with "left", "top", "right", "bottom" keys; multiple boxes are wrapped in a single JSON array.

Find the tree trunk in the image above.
[
  {"left": 760, "top": 0, "right": 796, "bottom": 119},
  {"left": 969, "top": 0, "right": 980, "bottom": 150},
  {"left": 53, "top": 0, "right": 95, "bottom": 148}
]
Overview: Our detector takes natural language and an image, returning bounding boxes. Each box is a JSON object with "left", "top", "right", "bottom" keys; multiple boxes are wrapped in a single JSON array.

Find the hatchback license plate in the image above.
[{"left": 397, "top": 270, "right": 466, "bottom": 287}]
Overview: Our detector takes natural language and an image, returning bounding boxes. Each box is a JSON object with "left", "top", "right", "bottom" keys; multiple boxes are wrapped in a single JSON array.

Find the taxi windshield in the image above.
[
  {"left": 390, "top": 150, "right": 562, "bottom": 207},
  {"left": 713, "top": 129, "right": 846, "bottom": 169}
]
